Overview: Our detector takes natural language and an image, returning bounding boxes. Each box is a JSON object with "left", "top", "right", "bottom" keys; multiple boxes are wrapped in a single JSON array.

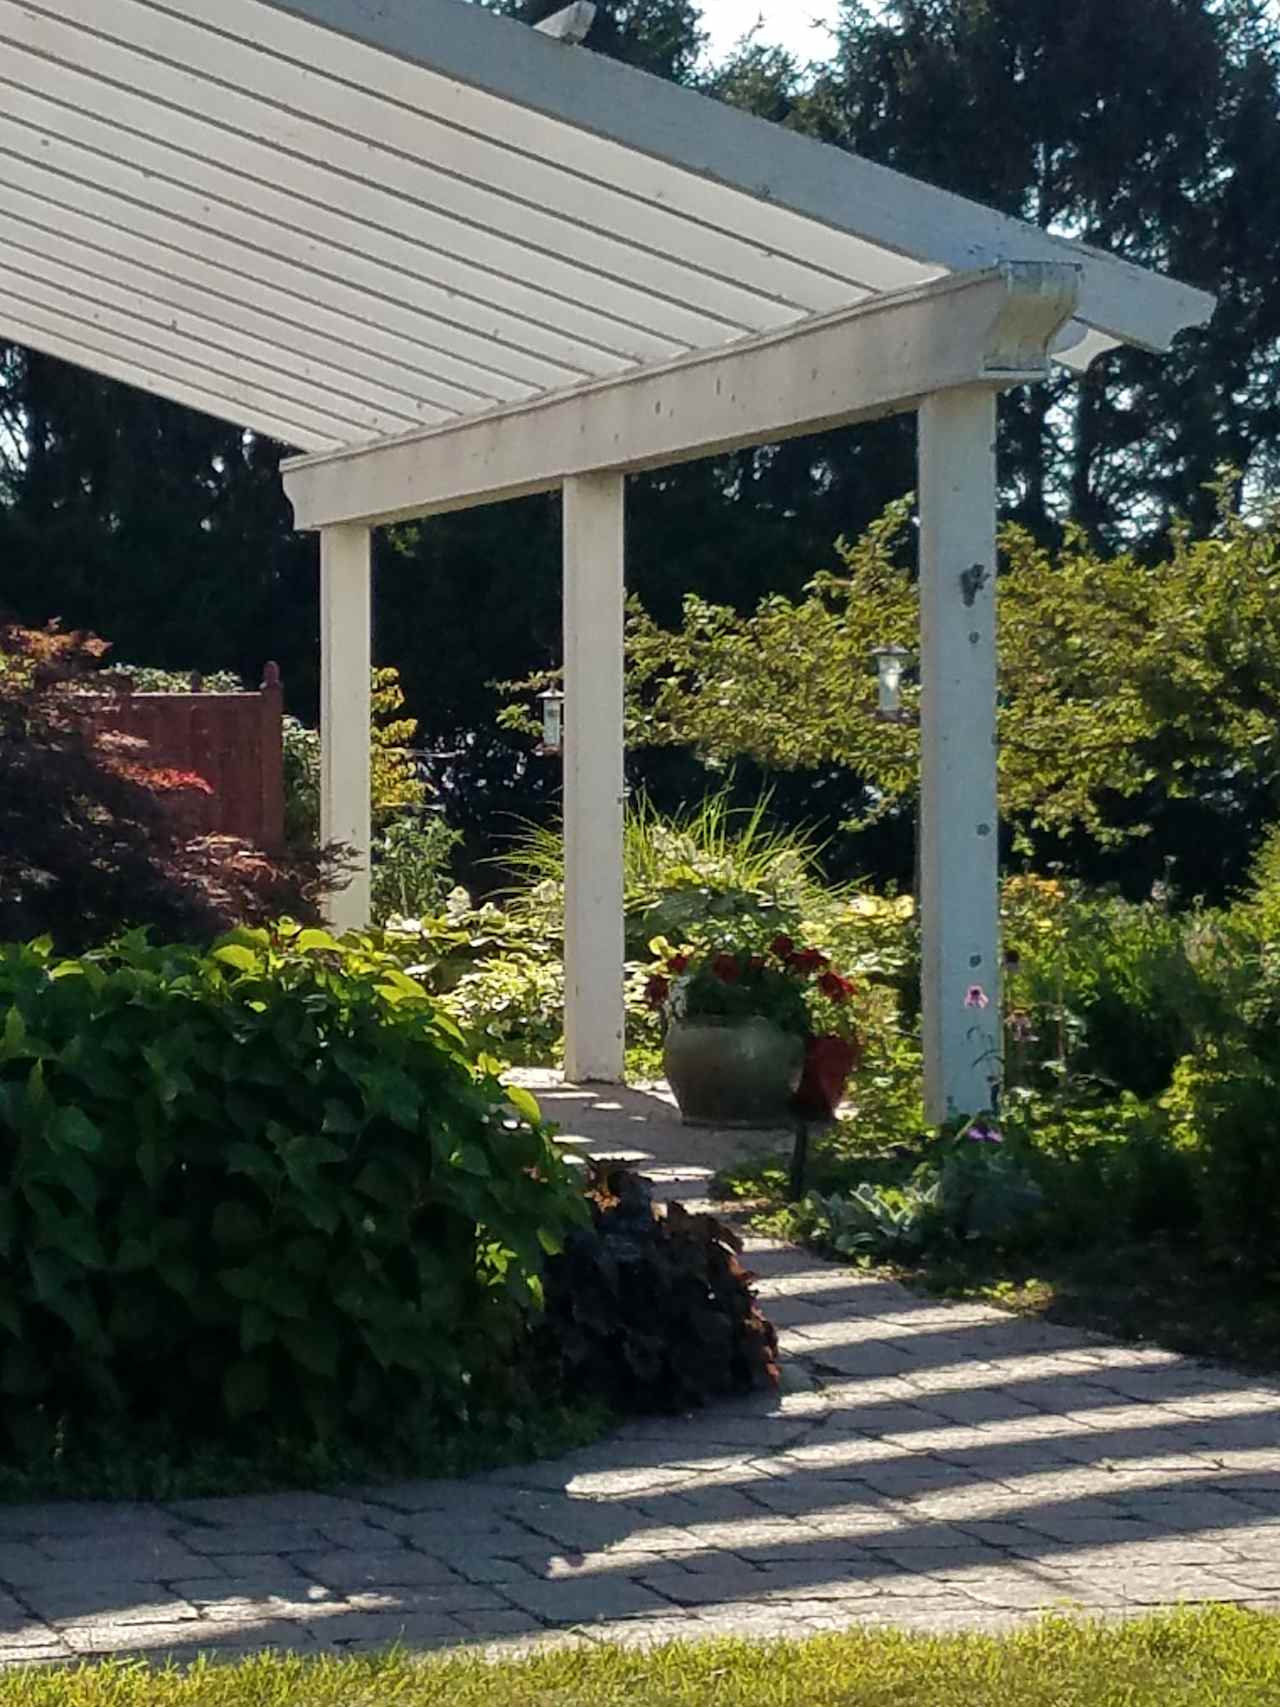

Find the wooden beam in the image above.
[{"left": 283, "top": 265, "right": 1080, "bottom": 530}]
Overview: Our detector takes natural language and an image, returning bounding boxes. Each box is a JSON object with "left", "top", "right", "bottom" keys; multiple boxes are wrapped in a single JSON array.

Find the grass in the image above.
[
  {"left": 0, "top": 1401, "right": 610, "bottom": 1506},
  {"left": 4, "top": 1609, "right": 1280, "bottom": 1703},
  {"left": 496, "top": 787, "right": 847, "bottom": 915}
]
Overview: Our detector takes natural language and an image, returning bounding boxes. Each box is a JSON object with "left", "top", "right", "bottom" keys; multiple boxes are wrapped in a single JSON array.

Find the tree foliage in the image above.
[
  {"left": 620, "top": 484, "right": 1280, "bottom": 894},
  {"left": 807, "top": 0, "right": 1280, "bottom": 539}
]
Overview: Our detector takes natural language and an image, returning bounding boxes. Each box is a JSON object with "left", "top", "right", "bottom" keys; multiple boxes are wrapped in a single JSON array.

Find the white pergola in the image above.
[{"left": 0, "top": 0, "right": 1213, "bottom": 1120}]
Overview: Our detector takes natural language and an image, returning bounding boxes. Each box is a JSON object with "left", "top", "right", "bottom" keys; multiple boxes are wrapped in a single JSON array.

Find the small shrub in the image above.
[
  {"left": 1163, "top": 1041, "right": 1280, "bottom": 1272},
  {"left": 0, "top": 927, "right": 586, "bottom": 1461},
  {"left": 541, "top": 1163, "right": 779, "bottom": 1413},
  {"left": 372, "top": 814, "right": 463, "bottom": 923}
]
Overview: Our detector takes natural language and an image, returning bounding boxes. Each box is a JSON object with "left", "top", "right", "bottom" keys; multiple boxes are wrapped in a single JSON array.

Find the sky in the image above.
[{"left": 697, "top": 0, "right": 844, "bottom": 66}]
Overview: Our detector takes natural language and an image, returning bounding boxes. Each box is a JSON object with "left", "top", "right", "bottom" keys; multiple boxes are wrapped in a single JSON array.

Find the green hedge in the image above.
[{"left": 0, "top": 926, "right": 585, "bottom": 1459}]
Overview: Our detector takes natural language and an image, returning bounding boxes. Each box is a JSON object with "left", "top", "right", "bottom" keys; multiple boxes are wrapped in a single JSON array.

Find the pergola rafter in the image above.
[{"left": 0, "top": 0, "right": 1215, "bottom": 1120}]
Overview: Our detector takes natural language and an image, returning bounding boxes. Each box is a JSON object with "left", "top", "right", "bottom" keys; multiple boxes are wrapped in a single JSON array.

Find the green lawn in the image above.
[{"left": 6, "top": 1609, "right": 1280, "bottom": 1706}]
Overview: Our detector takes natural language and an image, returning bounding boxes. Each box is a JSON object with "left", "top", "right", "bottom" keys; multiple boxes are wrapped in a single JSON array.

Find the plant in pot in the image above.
[{"left": 646, "top": 929, "right": 861, "bottom": 1128}]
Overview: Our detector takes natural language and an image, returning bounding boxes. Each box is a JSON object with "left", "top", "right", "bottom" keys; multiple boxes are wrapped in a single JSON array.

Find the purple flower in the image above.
[
  {"left": 967, "top": 1121, "right": 1004, "bottom": 1144},
  {"left": 964, "top": 985, "right": 990, "bottom": 1010}
]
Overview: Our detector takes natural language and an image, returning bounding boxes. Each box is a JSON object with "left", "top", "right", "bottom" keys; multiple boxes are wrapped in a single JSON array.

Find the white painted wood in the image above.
[
  {"left": 0, "top": 301, "right": 336, "bottom": 451},
  {"left": 320, "top": 525, "right": 373, "bottom": 933},
  {"left": 562, "top": 473, "right": 626, "bottom": 1084},
  {"left": 0, "top": 249, "right": 430, "bottom": 440},
  {"left": 534, "top": 3, "right": 596, "bottom": 42},
  {"left": 0, "top": 93, "right": 632, "bottom": 385},
  {"left": 284, "top": 265, "right": 1080, "bottom": 528},
  {"left": 247, "top": 0, "right": 1214, "bottom": 352},
  {"left": 0, "top": 32, "right": 732, "bottom": 362},
  {"left": 0, "top": 202, "right": 475, "bottom": 420},
  {"left": 141, "top": 0, "right": 931, "bottom": 307},
  {"left": 918, "top": 387, "right": 1002, "bottom": 1125},
  {"left": 0, "top": 158, "right": 540, "bottom": 406}
]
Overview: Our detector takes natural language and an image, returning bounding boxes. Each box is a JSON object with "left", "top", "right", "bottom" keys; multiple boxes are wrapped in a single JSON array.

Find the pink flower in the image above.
[{"left": 964, "top": 985, "right": 990, "bottom": 1010}]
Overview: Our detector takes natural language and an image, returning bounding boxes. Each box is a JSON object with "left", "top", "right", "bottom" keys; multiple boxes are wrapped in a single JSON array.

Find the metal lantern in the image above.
[
  {"left": 871, "top": 644, "right": 913, "bottom": 721},
  {"left": 538, "top": 687, "right": 565, "bottom": 756}
]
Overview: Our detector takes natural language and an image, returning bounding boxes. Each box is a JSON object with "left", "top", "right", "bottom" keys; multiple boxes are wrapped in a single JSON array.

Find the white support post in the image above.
[
  {"left": 918, "top": 386, "right": 1002, "bottom": 1125},
  {"left": 562, "top": 472, "right": 627, "bottom": 1083},
  {"left": 320, "top": 523, "right": 373, "bottom": 933}
]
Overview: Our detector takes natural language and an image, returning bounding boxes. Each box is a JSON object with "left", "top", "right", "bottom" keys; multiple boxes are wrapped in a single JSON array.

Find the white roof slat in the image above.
[
  {"left": 0, "top": 105, "right": 609, "bottom": 392},
  {"left": 257, "top": 0, "right": 1213, "bottom": 355},
  {"left": 0, "top": 210, "right": 460, "bottom": 429},
  {"left": 0, "top": 152, "right": 542, "bottom": 408},
  {"left": 20, "top": 0, "right": 849, "bottom": 331},
  {"left": 0, "top": 301, "right": 341, "bottom": 451},
  {"left": 194, "top": 0, "right": 940, "bottom": 302},
  {"left": 0, "top": 253, "right": 410, "bottom": 442},
  {"left": 0, "top": 17, "right": 743, "bottom": 362},
  {"left": 0, "top": 188, "right": 484, "bottom": 421}
]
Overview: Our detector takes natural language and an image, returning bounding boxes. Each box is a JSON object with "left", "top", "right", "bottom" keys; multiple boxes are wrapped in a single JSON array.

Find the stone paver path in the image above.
[{"left": 4, "top": 1076, "right": 1280, "bottom": 1666}]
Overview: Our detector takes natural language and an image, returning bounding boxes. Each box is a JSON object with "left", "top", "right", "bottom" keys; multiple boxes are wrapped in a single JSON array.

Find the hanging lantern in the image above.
[
  {"left": 538, "top": 687, "right": 566, "bottom": 756},
  {"left": 871, "top": 645, "right": 913, "bottom": 722}
]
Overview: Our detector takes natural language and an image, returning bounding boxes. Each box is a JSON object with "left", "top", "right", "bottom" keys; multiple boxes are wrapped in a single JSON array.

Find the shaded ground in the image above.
[{"left": 2, "top": 1078, "right": 1279, "bottom": 1667}]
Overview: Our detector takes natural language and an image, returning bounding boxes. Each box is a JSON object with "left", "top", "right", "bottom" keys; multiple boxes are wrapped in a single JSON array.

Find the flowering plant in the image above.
[{"left": 644, "top": 930, "right": 860, "bottom": 1046}]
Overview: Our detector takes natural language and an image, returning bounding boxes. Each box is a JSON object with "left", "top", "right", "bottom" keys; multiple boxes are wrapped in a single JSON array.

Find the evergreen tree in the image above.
[{"left": 805, "top": 0, "right": 1280, "bottom": 540}]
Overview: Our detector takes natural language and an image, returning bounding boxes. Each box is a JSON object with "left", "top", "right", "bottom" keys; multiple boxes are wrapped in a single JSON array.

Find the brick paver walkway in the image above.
[{"left": 4, "top": 1076, "right": 1280, "bottom": 1666}]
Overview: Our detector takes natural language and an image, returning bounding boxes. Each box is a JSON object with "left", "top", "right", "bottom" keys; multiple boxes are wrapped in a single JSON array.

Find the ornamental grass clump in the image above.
[{"left": 0, "top": 925, "right": 586, "bottom": 1463}]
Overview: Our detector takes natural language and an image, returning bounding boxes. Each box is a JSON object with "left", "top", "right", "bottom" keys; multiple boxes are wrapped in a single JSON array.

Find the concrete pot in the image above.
[{"left": 663, "top": 1016, "right": 805, "bottom": 1129}]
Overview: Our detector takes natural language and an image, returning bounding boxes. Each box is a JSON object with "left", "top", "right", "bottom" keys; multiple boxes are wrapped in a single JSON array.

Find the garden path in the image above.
[{"left": 3, "top": 1074, "right": 1280, "bottom": 1667}]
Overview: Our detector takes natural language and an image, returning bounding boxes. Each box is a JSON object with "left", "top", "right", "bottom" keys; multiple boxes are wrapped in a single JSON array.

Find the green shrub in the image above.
[
  {"left": 1163, "top": 1041, "right": 1280, "bottom": 1271},
  {"left": 541, "top": 1163, "right": 779, "bottom": 1413},
  {"left": 0, "top": 926, "right": 585, "bottom": 1461},
  {"left": 1003, "top": 878, "right": 1202, "bottom": 1098},
  {"left": 371, "top": 814, "right": 463, "bottom": 923}
]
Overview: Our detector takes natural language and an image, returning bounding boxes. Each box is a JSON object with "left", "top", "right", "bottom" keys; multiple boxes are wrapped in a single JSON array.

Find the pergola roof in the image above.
[{"left": 0, "top": 0, "right": 1214, "bottom": 461}]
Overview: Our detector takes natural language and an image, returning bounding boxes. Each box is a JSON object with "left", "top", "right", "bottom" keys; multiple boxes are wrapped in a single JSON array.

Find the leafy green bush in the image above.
[
  {"left": 372, "top": 814, "right": 463, "bottom": 923},
  {"left": 1003, "top": 878, "right": 1203, "bottom": 1098},
  {"left": 1163, "top": 1040, "right": 1280, "bottom": 1272},
  {"left": 541, "top": 1164, "right": 778, "bottom": 1413},
  {"left": 0, "top": 926, "right": 585, "bottom": 1461}
]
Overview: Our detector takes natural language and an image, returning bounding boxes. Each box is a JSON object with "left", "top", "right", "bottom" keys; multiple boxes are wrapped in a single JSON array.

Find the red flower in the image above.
[
  {"left": 770, "top": 935, "right": 795, "bottom": 960},
  {"left": 747, "top": 955, "right": 765, "bottom": 974},
  {"left": 818, "top": 970, "right": 855, "bottom": 1004},
  {"left": 668, "top": 953, "right": 690, "bottom": 975},
  {"left": 645, "top": 975, "right": 670, "bottom": 1009},
  {"left": 712, "top": 952, "right": 741, "bottom": 984},
  {"left": 789, "top": 948, "right": 830, "bottom": 976}
]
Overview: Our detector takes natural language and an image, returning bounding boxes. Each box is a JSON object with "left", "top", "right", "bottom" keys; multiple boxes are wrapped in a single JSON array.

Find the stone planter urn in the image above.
[{"left": 663, "top": 1015, "right": 805, "bottom": 1128}]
